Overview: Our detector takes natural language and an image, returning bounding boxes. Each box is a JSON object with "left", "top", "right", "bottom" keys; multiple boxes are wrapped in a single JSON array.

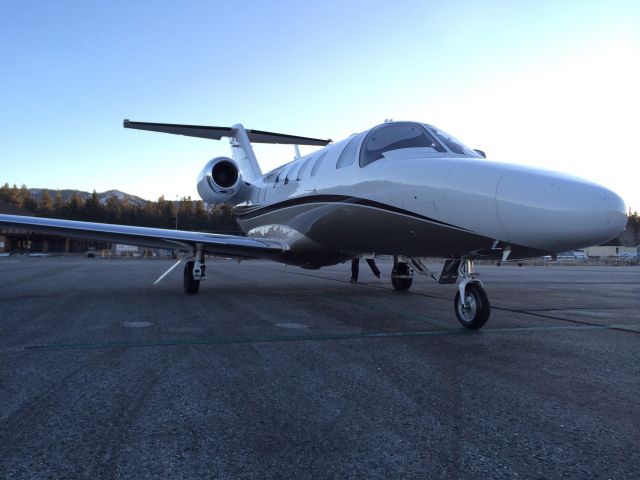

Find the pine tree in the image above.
[
  {"left": 104, "top": 195, "right": 121, "bottom": 224},
  {"left": 18, "top": 184, "right": 37, "bottom": 212},
  {"left": 157, "top": 195, "right": 176, "bottom": 229},
  {"left": 66, "top": 192, "right": 84, "bottom": 220},
  {"left": 142, "top": 200, "right": 157, "bottom": 227},
  {"left": 39, "top": 191, "right": 54, "bottom": 215},
  {"left": 7, "top": 184, "right": 20, "bottom": 206},
  {"left": 53, "top": 191, "right": 64, "bottom": 215},
  {"left": 0, "top": 183, "right": 10, "bottom": 203},
  {"left": 177, "top": 196, "right": 195, "bottom": 230},
  {"left": 211, "top": 203, "right": 242, "bottom": 234},
  {"left": 194, "top": 200, "right": 207, "bottom": 230},
  {"left": 83, "top": 190, "right": 102, "bottom": 221}
]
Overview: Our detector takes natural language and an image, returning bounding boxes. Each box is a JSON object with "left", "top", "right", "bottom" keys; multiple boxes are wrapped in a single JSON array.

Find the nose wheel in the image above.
[
  {"left": 454, "top": 259, "right": 491, "bottom": 329},
  {"left": 454, "top": 282, "right": 490, "bottom": 329}
]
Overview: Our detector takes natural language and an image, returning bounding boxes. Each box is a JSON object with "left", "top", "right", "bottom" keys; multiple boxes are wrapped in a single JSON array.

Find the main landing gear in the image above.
[
  {"left": 391, "top": 256, "right": 413, "bottom": 291},
  {"left": 183, "top": 245, "right": 206, "bottom": 294}
]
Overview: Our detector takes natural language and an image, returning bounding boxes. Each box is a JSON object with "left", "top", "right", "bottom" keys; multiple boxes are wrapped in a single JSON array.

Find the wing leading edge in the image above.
[{"left": 0, "top": 214, "right": 287, "bottom": 259}]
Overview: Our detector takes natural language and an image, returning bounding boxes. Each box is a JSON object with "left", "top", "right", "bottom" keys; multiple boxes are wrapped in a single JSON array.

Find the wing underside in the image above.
[{"left": 0, "top": 214, "right": 287, "bottom": 259}]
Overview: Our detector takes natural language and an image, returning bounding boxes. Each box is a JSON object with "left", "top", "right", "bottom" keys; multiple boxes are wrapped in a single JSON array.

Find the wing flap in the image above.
[{"left": 0, "top": 214, "right": 287, "bottom": 259}]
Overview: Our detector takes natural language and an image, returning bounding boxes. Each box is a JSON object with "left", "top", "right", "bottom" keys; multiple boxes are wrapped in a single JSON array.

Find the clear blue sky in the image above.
[{"left": 1, "top": 0, "right": 639, "bottom": 209}]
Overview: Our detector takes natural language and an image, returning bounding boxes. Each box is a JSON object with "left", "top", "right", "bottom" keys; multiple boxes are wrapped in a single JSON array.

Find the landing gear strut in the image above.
[
  {"left": 454, "top": 259, "right": 490, "bottom": 329},
  {"left": 391, "top": 256, "right": 413, "bottom": 291},
  {"left": 183, "top": 244, "right": 206, "bottom": 294}
]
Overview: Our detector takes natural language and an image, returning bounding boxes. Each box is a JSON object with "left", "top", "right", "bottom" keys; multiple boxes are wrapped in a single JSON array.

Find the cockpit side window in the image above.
[
  {"left": 427, "top": 125, "right": 481, "bottom": 157},
  {"left": 336, "top": 133, "right": 364, "bottom": 169},
  {"left": 360, "top": 123, "right": 445, "bottom": 167}
]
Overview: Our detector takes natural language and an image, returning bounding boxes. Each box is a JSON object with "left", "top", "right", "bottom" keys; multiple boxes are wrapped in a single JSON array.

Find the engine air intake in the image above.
[{"left": 212, "top": 160, "right": 239, "bottom": 188}]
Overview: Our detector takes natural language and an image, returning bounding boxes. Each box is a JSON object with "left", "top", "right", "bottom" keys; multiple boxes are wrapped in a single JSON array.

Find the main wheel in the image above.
[
  {"left": 454, "top": 283, "right": 490, "bottom": 329},
  {"left": 391, "top": 263, "right": 413, "bottom": 291},
  {"left": 183, "top": 261, "right": 200, "bottom": 294}
]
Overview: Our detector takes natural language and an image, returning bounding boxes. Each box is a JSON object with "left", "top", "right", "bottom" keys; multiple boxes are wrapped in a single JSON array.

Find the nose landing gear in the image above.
[
  {"left": 390, "top": 256, "right": 491, "bottom": 329},
  {"left": 454, "top": 259, "right": 490, "bottom": 329}
]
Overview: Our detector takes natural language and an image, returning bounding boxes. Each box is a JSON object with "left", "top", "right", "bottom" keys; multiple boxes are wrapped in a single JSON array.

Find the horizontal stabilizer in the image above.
[
  {"left": 123, "top": 120, "right": 331, "bottom": 146},
  {"left": 124, "top": 120, "right": 231, "bottom": 140}
]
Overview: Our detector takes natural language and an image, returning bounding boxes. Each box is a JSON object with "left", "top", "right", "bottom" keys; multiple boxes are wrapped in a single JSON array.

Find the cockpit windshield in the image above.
[
  {"left": 360, "top": 122, "right": 445, "bottom": 167},
  {"left": 426, "top": 125, "right": 481, "bottom": 157}
]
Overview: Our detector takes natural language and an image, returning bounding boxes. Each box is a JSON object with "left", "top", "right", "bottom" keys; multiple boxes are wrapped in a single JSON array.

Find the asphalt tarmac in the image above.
[{"left": 1, "top": 256, "right": 639, "bottom": 479}]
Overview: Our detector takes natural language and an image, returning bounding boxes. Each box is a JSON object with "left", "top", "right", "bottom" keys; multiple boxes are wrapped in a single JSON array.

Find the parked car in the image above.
[
  {"left": 556, "top": 251, "right": 588, "bottom": 262},
  {"left": 615, "top": 253, "right": 638, "bottom": 265}
]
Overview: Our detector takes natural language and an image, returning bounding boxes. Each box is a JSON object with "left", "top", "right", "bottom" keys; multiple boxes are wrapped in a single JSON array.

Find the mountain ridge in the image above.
[{"left": 28, "top": 188, "right": 147, "bottom": 206}]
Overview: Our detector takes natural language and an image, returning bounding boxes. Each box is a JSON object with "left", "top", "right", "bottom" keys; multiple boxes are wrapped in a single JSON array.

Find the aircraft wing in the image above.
[{"left": 0, "top": 214, "right": 288, "bottom": 259}]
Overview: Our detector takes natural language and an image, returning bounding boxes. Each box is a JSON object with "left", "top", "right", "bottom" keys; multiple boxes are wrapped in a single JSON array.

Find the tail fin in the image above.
[{"left": 228, "top": 123, "right": 262, "bottom": 182}]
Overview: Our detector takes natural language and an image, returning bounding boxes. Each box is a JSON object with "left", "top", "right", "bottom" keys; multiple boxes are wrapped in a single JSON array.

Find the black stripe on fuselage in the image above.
[{"left": 235, "top": 194, "right": 472, "bottom": 232}]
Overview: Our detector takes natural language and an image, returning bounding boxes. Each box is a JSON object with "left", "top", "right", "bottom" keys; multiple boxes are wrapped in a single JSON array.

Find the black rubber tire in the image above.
[
  {"left": 391, "top": 263, "right": 413, "bottom": 291},
  {"left": 183, "top": 261, "right": 200, "bottom": 294},
  {"left": 454, "top": 283, "right": 490, "bottom": 329}
]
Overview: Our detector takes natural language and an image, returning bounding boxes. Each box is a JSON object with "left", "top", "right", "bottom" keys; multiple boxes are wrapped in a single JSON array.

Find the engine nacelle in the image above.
[{"left": 196, "top": 157, "right": 253, "bottom": 204}]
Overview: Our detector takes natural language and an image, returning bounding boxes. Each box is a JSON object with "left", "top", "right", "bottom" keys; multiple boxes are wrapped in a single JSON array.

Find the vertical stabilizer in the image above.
[{"left": 229, "top": 124, "right": 262, "bottom": 182}]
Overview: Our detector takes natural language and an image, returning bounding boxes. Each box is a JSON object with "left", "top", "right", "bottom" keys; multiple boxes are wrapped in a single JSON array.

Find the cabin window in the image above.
[
  {"left": 310, "top": 152, "right": 328, "bottom": 177},
  {"left": 336, "top": 133, "right": 364, "bottom": 169},
  {"left": 263, "top": 170, "right": 277, "bottom": 184},
  {"left": 283, "top": 163, "right": 299, "bottom": 185},
  {"left": 296, "top": 156, "right": 314, "bottom": 180},
  {"left": 273, "top": 165, "right": 288, "bottom": 186},
  {"left": 360, "top": 122, "right": 445, "bottom": 167}
]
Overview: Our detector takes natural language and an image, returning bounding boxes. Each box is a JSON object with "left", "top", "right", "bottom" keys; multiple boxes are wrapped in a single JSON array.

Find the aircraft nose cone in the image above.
[
  {"left": 496, "top": 172, "right": 627, "bottom": 251},
  {"left": 593, "top": 187, "right": 628, "bottom": 240}
]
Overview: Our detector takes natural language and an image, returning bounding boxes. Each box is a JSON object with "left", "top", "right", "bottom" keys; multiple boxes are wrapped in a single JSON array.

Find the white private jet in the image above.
[{"left": 0, "top": 120, "right": 627, "bottom": 329}]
